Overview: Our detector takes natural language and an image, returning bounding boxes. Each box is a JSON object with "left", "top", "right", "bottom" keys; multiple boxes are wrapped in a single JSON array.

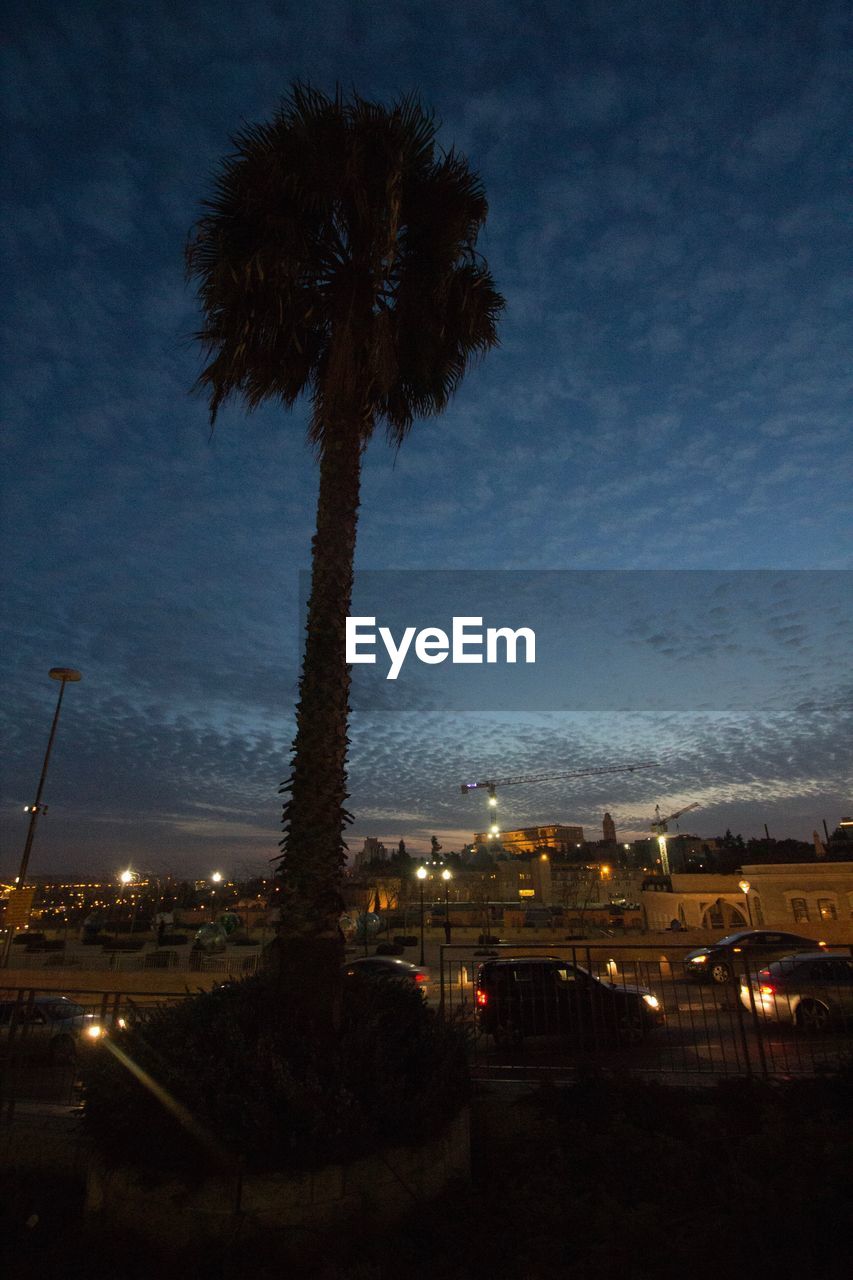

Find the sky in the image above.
[{"left": 1, "top": 0, "right": 851, "bottom": 880}]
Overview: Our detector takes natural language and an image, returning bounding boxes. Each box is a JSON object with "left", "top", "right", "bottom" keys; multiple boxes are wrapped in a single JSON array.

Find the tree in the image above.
[
  {"left": 430, "top": 835, "right": 443, "bottom": 857},
  {"left": 186, "top": 86, "right": 503, "bottom": 964}
]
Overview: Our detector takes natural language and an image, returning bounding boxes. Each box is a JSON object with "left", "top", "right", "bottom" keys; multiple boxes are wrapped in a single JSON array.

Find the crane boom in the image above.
[
  {"left": 461, "top": 761, "right": 657, "bottom": 794},
  {"left": 651, "top": 801, "right": 700, "bottom": 834}
]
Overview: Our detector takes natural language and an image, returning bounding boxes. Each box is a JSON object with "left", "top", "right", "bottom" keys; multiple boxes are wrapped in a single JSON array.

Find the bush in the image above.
[{"left": 81, "top": 970, "right": 469, "bottom": 1178}]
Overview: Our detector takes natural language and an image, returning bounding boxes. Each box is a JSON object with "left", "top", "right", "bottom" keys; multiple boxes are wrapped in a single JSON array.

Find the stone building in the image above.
[{"left": 473, "top": 823, "right": 584, "bottom": 855}]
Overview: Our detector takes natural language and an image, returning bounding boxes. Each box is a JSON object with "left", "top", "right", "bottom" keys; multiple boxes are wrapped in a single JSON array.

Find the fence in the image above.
[
  {"left": 0, "top": 986, "right": 191, "bottom": 1109},
  {"left": 436, "top": 941, "right": 853, "bottom": 1080},
  {"left": 3, "top": 942, "right": 851, "bottom": 1110}
]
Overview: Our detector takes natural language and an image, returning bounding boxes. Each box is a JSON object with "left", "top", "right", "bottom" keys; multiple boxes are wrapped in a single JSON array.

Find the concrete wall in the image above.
[{"left": 0, "top": 967, "right": 225, "bottom": 997}]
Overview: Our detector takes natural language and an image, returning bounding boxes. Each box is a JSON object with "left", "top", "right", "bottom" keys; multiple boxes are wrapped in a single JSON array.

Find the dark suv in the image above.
[{"left": 475, "top": 956, "right": 664, "bottom": 1048}]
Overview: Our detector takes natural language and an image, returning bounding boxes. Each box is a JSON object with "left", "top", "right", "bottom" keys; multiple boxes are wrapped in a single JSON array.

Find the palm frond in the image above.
[{"left": 186, "top": 83, "right": 503, "bottom": 435}]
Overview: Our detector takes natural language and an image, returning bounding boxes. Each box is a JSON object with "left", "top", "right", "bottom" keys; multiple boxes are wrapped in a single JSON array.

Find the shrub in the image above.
[{"left": 81, "top": 971, "right": 469, "bottom": 1178}]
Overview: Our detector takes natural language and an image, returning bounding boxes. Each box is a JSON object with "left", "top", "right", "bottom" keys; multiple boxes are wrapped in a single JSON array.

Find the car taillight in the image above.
[
  {"left": 758, "top": 983, "right": 777, "bottom": 996},
  {"left": 476, "top": 989, "right": 488, "bottom": 1007},
  {"left": 415, "top": 972, "right": 428, "bottom": 984}
]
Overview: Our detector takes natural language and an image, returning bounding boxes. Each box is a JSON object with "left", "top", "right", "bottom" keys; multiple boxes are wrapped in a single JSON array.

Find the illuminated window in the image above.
[{"left": 817, "top": 898, "right": 837, "bottom": 922}]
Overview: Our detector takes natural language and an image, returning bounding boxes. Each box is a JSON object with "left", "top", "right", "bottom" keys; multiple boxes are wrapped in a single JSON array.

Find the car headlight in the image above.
[
  {"left": 85, "top": 1023, "right": 104, "bottom": 1040},
  {"left": 642, "top": 994, "right": 660, "bottom": 1010},
  {"left": 689, "top": 955, "right": 707, "bottom": 964}
]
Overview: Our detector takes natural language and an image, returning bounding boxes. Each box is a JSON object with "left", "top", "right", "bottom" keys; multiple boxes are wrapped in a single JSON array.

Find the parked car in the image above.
[
  {"left": 739, "top": 952, "right": 853, "bottom": 1032},
  {"left": 0, "top": 995, "right": 119, "bottom": 1063},
  {"left": 475, "top": 956, "right": 664, "bottom": 1048},
  {"left": 341, "top": 955, "right": 430, "bottom": 996},
  {"left": 683, "top": 930, "right": 822, "bottom": 984}
]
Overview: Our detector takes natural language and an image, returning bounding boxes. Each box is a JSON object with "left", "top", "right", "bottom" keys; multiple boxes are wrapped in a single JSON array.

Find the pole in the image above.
[
  {"left": 2, "top": 668, "right": 81, "bottom": 968},
  {"left": 419, "top": 879, "right": 425, "bottom": 966}
]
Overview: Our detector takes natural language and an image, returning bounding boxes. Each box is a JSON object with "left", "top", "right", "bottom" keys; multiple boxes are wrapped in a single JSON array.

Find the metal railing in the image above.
[{"left": 435, "top": 941, "right": 853, "bottom": 1080}]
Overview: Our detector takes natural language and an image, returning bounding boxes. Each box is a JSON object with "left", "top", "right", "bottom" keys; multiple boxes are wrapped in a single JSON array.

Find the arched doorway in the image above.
[{"left": 702, "top": 898, "right": 747, "bottom": 931}]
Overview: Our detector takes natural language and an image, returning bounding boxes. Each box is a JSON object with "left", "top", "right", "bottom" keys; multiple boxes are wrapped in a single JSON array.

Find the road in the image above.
[{"left": 445, "top": 969, "right": 853, "bottom": 1079}]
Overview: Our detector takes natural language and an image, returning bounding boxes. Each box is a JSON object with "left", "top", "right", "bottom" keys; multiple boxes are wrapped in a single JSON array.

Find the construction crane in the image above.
[
  {"left": 460, "top": 761, "right": 658, "bottom": 842},
  {"left": 651, "top": 803, "right": 701, "bottom": 875}
]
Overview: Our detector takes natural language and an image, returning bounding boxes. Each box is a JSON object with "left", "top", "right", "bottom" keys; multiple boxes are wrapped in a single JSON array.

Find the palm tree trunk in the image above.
[{"left": 275, "top": 417, "right": 363, "bottom": 965}]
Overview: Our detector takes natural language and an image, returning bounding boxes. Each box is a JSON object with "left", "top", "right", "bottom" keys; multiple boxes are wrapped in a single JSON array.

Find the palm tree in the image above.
[{"left": 186, "top": 85, "right": 503, "bottom": 968}]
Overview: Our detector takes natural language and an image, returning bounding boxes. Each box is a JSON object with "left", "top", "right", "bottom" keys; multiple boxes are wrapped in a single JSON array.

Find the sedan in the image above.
[
  {"left": 0, "top": 995, "right": 116, "bottom": 1063},
  {"left": 739, "top": 952, "right": 853, "bottom": 1032},
  {"left": 683, "top": 930, "right": 821, "bottom": 985},
  {"left": 341, "top": 955, "right": 430, "bottom": 997}
]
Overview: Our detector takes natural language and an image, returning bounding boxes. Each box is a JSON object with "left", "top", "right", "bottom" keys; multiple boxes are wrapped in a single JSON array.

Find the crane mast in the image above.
[{"left": 651, "top": 802, "right": 701, "bottom": 875}]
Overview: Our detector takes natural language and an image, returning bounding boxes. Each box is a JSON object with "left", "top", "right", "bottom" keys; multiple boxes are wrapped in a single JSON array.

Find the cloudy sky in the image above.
[{"left": 2, "top": 0, "right": 851, "bottom": 879}]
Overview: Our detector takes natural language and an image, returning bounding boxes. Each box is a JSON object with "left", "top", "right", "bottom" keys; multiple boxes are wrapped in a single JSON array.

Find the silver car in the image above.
[
  {"left": 0, "top": 995, "right": 112, "bottom": 1062},
  {"left": 342, "top": 955, "right": 430, "bottom": 997},
  {"left": 739, "top": 952, "right": 853, "bottom": 1032}
]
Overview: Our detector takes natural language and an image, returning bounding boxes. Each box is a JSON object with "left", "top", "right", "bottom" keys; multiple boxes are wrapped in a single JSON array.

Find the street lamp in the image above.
[
  {"left": 210, "top": 871, "right": 223, "bottom": 922},
  {"left": 416, "top": 865, "right": 428, "bottom": 965},
  {"left": 118, "top": 868, "right": 140, "bottom": 933},
  {"left": 2, "top": 667, "right": 82, "bottom": 967},
  {"left": 738, "top": 879, "right": 753, "bottom": 928},
  {"left": 441, "top": 868, "right": 452, "bottom": 941}
]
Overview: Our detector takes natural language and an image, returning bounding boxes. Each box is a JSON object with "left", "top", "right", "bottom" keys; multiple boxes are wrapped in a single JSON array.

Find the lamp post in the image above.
[
  {"left": 119, "top": 868, "right": 140, "bottom": 934},
  {"left": 738, "top": 879, "right": 753, "bottom": 928},
  {"left": 210, "top": 871, "right": 223, "bottom": 923},
  {"left": 2, "top": 667, "right": 82, "bottom": 967},
  {"left": 441, "top": 868, "right": 452, "bottom": 941},
  {"left": 416, "top": 865, "right": 428, "bottom": 965}
]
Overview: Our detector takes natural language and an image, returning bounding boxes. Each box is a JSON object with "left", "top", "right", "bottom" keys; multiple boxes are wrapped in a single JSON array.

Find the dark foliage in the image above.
[
  {"left": 6, "top": 1071, "right": 853, "bottom": 1279},
  {"left": 81, "top": 974, "right": 469, "bottom": 1177}
]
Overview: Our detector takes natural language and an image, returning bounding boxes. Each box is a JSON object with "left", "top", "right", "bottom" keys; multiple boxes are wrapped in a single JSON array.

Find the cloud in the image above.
[{"left": 1, "top": 1, "right": 850, "bottom": 873}]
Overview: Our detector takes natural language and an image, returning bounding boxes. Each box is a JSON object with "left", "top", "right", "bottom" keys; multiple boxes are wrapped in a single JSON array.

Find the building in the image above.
[
  {"left": 602, "top": 812, "right": 616, "bottom": 843},
  {"left": 353, "top": 837, "right": 387, "bottom": 870},
  {"left": 473, "top": 823, "right": 585, "bottom": 855},
  {"left": 495, "top": 854, "right": 552, "bottom": 901},
  {"left": 640, "top": 862, "right": 853, "bottom": 945}
]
